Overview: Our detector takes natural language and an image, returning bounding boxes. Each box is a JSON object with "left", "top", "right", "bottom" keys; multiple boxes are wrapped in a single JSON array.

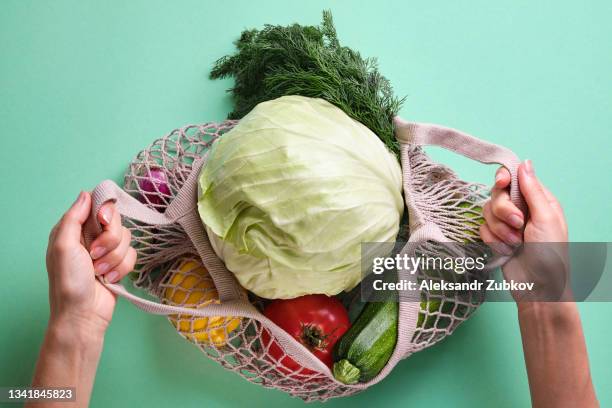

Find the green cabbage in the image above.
[{"left": 197, "top": 96, "right": 403, "bottom": 299}]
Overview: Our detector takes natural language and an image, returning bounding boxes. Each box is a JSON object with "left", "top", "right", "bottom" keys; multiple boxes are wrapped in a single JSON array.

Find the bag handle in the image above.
[
  {"left": 83, "top": 180, "right": 175, "bottom": 243},
  {"left": 394, "top": 118, "right": 527, "bottom": 267},
  {"left": 96, "top": 281, "right": 334, "bottom": 374},
  {"left": 394, "top": 118, "right": 527, "bottom": 216},
  {"left": 84, "top": 156, "right": 246, "bottom": 304}
]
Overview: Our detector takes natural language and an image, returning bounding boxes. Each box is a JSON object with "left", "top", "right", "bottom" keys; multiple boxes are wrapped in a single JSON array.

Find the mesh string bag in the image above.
[{"left": 83, "top": 116, "right": 525, "bottom": 402}]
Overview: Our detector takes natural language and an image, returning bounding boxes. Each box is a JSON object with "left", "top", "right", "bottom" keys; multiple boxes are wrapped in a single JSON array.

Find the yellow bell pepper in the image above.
[{"left": 163, "top": 258, "right": 241, "bottom": 346}]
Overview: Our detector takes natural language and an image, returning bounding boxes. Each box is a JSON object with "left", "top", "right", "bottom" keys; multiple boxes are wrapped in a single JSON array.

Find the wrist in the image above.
[
  {"left": 47, "top": 314, "right": 106, "bottom": 351},
  {"left": 31, "top": 314, "right": 105, "bottom": 406},
  {"left": 517, "top": 302, "right": 580, "bottom": 330}
]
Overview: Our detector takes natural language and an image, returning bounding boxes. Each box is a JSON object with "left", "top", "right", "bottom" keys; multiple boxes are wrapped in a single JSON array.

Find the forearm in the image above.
[
  {"left": 27, "top": 317, "right": 105, "bottom": 408},
  {"left": 518, "top": 302, "right": 598, "bottom": 408}
]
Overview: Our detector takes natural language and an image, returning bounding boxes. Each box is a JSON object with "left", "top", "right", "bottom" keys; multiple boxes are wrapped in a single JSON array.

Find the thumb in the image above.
[
  {"left": 55, "top": 191, "right": 92, "bottom": 244},
  {"left": 518, "top": 160, "right": 550, "bottom": 221}
]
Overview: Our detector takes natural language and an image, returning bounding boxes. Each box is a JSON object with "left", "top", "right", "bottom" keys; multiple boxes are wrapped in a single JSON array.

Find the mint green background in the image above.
[{"left": 1, "top": 1, "right": 610, "bottom": 407}]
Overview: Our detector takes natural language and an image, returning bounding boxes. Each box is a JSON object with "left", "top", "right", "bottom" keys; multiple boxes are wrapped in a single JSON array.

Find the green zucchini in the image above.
[{"left": 332, "top": 301, "right": 398, "bottom": 384}]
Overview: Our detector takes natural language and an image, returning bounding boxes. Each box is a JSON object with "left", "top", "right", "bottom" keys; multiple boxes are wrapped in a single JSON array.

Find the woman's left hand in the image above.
[{"left": 45, "top": 191, "right": 137, "bottom": 334}]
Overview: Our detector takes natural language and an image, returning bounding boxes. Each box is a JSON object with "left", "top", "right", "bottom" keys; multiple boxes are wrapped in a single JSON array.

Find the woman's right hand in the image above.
[{"left": 479, "top": 160, "right": 570, "bottom": 302}]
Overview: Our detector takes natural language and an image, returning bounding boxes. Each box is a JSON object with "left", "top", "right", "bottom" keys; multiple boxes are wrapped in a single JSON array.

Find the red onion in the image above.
[{"left": 138, "top": 166, "right": 171, "bottom": 207}]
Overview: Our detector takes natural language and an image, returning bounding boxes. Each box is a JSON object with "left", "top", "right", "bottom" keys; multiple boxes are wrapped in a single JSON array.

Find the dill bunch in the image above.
[{"left": 210, "top": 10, "right": 404, "bottom": 156}]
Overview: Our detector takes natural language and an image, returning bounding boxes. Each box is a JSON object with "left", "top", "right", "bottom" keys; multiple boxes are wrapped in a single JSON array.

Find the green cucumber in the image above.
[{"left": 332, "top": 301, "right": 398, "bottom": 384}]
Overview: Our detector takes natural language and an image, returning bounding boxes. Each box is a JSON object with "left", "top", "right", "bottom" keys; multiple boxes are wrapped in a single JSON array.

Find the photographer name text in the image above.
[{"left": 372, "top": 279, "right": 535, "bottom": 292}]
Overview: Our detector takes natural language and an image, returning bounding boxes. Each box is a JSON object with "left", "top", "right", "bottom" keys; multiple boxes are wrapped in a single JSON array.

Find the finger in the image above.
[
  {"left": 54, "top": 192, "right": 92, "bottom": 245},
  {"left": 490, "top": 189, "right": 524, "bottom": 229},
  {"left": 491, "top": 169, "right": 524, "bottom": 229},
  {"left": 483, "top": 203, "right": 522, "bottom": 245},
  {"left": 518, "top": 160, "right": 552, "bottom": 221},
  {"left": 93, "top": 227, "right": 131, "bottom": 275},
  {"left": 89, "top": 204, "right": 122, "bottom": 259},
  {"left": 494, "top": 167, "right": 511, "bottom": 189},
  {"left": 104, "top": 247, "right": 137, "bottom": 283},
  {"left": 479, "top": 224, "right": 514, "bottom": 256}
]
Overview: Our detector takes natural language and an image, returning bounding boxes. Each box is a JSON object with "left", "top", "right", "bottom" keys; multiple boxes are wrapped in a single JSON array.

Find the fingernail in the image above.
[
  {"left": 90, "top": 246, "right": 106, "bottom": 260},
  {"left": 96, "top": 262, "right": 110, "bottom": 274},
  {"left": 495, "top": 172, "right": 503, "bottom": 184},
  {"left": 106, "top": 271, "right": 119, "bottom": 283},
  {"left": 508, "top": 214, "right": 524, "bottom": 229},
  {"left": 100, "top": 206, "right": 113, "bottom": 225},
  {"left": 524, "top": 160, "right": 535, "bottom": 176}
]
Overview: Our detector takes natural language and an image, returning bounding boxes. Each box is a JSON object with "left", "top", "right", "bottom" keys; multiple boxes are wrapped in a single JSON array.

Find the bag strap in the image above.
[
  {"left": 394, "top": 117, "right": 527, "bottom": 266},
  {"left": 102, "top": 280, "right": 254, "bottom": 317},
  {"left": 165, "top": 156, "right": 246, "bottom": 302},
  {"left": 84, "top": 156, "right": 246, "bottom": 306},
  {"left": 394, "top": 118, "right": 527, "bottom": 216},
  {"left": 83, "top": 180, "right": 173, "bottom": 242},
  {"left": 97, "top": 280, "right": 334, "bottom": 374}
]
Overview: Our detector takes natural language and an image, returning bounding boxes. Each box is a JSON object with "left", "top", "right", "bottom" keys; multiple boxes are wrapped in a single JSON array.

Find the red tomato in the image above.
[{"left": 261, "top": 294, "right": 350, "bottom": 377}]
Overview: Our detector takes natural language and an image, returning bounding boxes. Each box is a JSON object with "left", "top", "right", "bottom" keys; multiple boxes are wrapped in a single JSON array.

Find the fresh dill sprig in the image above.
[{"left": 210, "top": 10, "right": 404, "bottom": 156}]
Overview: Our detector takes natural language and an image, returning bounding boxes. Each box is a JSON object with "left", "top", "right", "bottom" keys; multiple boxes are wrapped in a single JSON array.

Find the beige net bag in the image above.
[{"left": 83, "top": 117, "right": 525, "bottom": 401}]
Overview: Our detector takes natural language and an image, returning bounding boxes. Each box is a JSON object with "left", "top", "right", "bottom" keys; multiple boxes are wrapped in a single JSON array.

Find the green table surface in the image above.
[{"left": 1, "top": 1, "right": 611, "bottom": 407}]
